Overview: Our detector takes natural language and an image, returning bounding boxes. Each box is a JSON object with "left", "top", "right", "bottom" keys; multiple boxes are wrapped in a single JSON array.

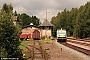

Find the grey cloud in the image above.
[
  {"left": 13, "top": 0, "right": 47, "bottom": 10},
  {"left": 0, "top": 0, "right": 90, "bottom": 21},
  {"left": 25, "top": 10, "right": 40, "bottom": 16},
  {"left": 55, "top": 0, "right": 90, "bottom": 10},
  {"left": 0, "top": 0, "right": 90, "bottom": 10}
]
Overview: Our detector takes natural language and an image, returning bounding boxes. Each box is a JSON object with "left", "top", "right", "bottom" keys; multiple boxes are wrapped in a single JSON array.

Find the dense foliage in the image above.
[
  {"left": 51, "top": 2, "right": 90, "bottom": 38},
  {"left": 0, "top": 3, "right": 21, "bottom": 58},
  {"left": 18, "top": 13, "right": 41, "bottom": 27}
]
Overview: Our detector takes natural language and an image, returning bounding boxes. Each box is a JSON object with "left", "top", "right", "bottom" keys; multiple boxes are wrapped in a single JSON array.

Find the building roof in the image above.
[{"left": 40, "top": 19, "right": 53, "bottom": 26}]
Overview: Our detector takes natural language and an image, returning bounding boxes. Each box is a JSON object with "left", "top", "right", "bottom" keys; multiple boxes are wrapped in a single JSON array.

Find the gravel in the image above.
[
  {"left": 40, "top": 40, "right": 90, "bottom": 60},
  {"left": 55, "top": 41, "right": 90, "bottom": 60}
]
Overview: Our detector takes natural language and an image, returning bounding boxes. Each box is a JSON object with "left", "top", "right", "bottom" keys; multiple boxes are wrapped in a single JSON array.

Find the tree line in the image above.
[
  {"left": 13, "top": 11, "right": 41, "bottom": 27},
  {"left": 50, "top": 2, "right": 90, "bottom": 38}
]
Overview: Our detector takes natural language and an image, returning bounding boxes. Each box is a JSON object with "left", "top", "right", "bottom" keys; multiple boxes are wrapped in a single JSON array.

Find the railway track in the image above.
[
  {"left": 27, "top": 40, "right": 49, "bottom": 60},
  {"left": 67, "top": 40, "right": 90, "bottom": 47},
  {"left": 67, "top": 37, "right": 90, "bottom": 42},
  {"left": 67, "top": 38, "right": 90, "bottom": 47},
  {"left": 60, "top": 42, "right": 90, "bottom": 56}
]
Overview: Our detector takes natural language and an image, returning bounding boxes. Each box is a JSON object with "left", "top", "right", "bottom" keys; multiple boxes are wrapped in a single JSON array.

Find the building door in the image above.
[{"left": 32, "top": 30, "right": 40, "bottom": 39}]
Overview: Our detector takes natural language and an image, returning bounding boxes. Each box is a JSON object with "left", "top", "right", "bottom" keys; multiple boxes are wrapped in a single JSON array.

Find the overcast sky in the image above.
[{"left": 0, "top": 0, "right": 90, "bottom": 22}]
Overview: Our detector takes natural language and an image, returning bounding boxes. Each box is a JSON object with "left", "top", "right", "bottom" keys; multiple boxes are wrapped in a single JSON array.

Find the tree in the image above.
[
  {"left": 31, "top": 16, "right": 41, "bottom": 26},
  {"left": 73, "top": 24, "right": 80, "bottom": 38},
  {"left": 18, "top": 13, "right": 30, "bottom": 27},
  {"left": 0, "top": 3, "right": 21, "bottom": 58},
  {"left": 13, "top": 10, "right": 17, "bottom": 16},
  {"left": 2, "top": 3, "right": 13, "bottom": 13},
  {"left": 51, "top": 2, "right": 90, "bottom": 38},
  {"left": 18, "top": 14, "right": 41, "bottom": 27}
]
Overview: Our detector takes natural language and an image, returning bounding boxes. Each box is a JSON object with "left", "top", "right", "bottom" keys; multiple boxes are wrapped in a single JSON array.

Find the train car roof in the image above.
[{"left": 57, "top": 28, "right": 66, "bottom": 30}]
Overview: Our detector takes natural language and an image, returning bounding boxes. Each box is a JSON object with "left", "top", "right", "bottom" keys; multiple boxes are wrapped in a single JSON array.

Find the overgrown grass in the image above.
[
  {"left": 19, "top": 39, "right": 34, "bottom": 59},
  {"left": 22, "top": 51, "right": 32, "bottom": 59},
  {"left": 41, "top": 36, "right": 45, "bottom": 40},
  {"left": 19, "top": 39, "right": 33, "bottom": 49},
  {"left": 44, "top": 39, "right": 52, "bottom": 44}
]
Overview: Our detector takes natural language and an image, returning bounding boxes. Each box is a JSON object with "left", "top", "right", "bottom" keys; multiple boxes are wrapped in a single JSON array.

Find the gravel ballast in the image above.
[
  {"left": 41, "top": 40, "right": 90, "bottom": 60},
  {"left": 55, "top": 41, "right": 90, "bottom": 60}
]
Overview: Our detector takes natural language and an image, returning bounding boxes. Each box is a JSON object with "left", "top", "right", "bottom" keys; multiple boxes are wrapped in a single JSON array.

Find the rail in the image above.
[
  {"left": 27, "top": 40, "right": 49, "bottom": 60},
  {"left": 60, "top": 42, "right": 90, "bottom": 56}
]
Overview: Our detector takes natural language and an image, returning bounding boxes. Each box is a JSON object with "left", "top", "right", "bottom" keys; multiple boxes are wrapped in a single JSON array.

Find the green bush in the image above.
[{"left": 41, "top": 36, "right": 45, "bottom": 40}]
